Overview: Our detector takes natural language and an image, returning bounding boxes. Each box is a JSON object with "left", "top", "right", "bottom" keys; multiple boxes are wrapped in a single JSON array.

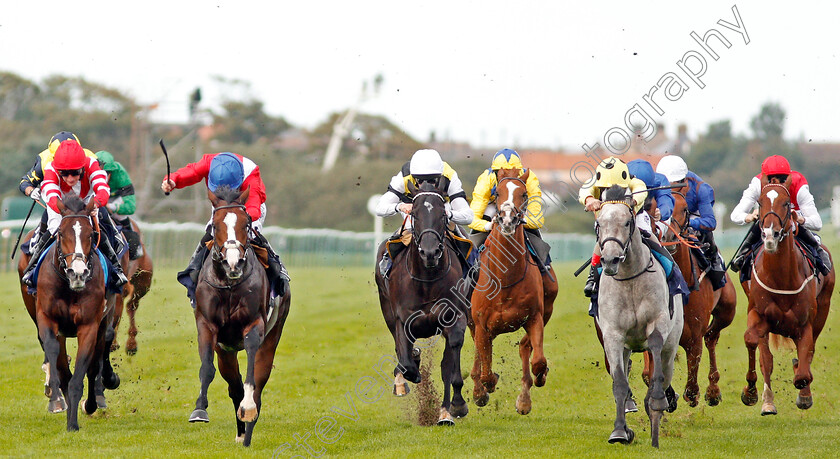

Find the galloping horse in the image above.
[
  {"left": 32, "top": 195, "right": 120, "bottom": 431},
  {"left": 188, "top": 186, "right": 290, "bottom": 447},
  {"left": 374, "top": 180, "right": 469, "bottom": 425},
  {"left": 596, "top": 185, "right": 683, "bottom": 447},
  {"left": 469, "top": 168, "right": 558, "bottom": 415},
  {"left": 111, "top": 217, "right": 153, "bottom": 355},
  {"left": 660, "top": 187, "right": 737, "bottom": 406},
  {"left": 740, "top": 175, "right": 834, "bottom": 415}
]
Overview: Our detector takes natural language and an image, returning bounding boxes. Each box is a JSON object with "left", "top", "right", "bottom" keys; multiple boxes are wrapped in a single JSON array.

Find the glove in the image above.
[
  {"left": 95, "top": 189, "right": 110, "bottom": 207},
  {"left": 484, "top": 221, "right": 493, "bottom": 232},
  {"left": 106, "top": 202, "right": 118, "bottom": 212},
  {"left": 444, "top": 203, "right": 453, "bottom": 219},
  {"left": 29, "top": 188, "right": 41, "bottom": 202}
]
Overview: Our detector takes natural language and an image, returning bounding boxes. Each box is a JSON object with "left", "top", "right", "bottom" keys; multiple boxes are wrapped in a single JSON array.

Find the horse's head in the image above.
[
  {"left": 208, "top": 185, "right": 252, "bottom": 280},
  {"left": 661, "top": 185, "right": 690, "bottom": 254},
  {"left": 408, "top": 180, "right": 447, "bottom": 269},
  {"left": 758, "top": 175, "right": 793, "bottom": 253},
  {"left": 56, "top": 194, "right": 97, "bottom": 291},
  {"left": 494, "top": 168, "right": 529, "bottom": 236},
  {"left": 596, "top": 185, "right": 637, "bottom": 276}
]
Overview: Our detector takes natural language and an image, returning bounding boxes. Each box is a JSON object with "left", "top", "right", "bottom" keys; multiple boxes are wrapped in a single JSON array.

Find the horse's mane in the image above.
[
  {"left": 602, "top": 184, "right": 629, "bottom": 203},
  {"left": 212, "top": 185, "right": 242, "bottom": 204},
  {"left": 62, "top": 194, "right": 86, "bottom": 213}
]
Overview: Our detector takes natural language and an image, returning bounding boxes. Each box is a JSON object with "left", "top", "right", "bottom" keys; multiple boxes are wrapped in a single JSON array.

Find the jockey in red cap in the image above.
[{"left": 730, "top": 155, "right": 831, "bottom": 275}]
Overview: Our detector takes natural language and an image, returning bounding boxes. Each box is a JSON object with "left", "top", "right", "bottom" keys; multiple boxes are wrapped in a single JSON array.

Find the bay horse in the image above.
[
  {"left": 373, "top": 179, "right": 469, "bottom": 425},
  {"left": 32, "top": 195, "right": 120, "bottom": 431},
  {"left": 740, "top": 175, "right": 834, "bottom": 415},
  {"left": 188, "top": 186, "right": 290, "bottom": 447},
  {"left": 595, "top": 185, "right": 683, "bottom": 447},
  {"left": 111, "top": 217, "right": 154, "bottom": 355},
  {"left": 469, "top": 168, "right": 558, "bottom": 415},
  {"left": 659, "top": 187, "right": 737, "bottom": 406}
]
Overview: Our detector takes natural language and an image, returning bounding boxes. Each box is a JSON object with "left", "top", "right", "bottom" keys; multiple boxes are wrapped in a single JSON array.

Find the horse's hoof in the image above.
[
  {"left": 82, "top": 398, "right": 97, "bottom": 415},
  {"left": 126, "top": 345, "right": 138, "bottom": 357},
  {"left": 666, "top": 386, "right": 679, "bottom": 413},
  {"left": 110, "top": 342, "right": 120, "bottom": 352},
  {"left": 741, "top": 387, "right": 758, "bottom": 406},
  {"left": 534, "top": 367, "right": 549, "bottom": 387},
  {"left": 474, "top": 392, "right": 489, "bottom": 407},
  {"left": 450, "top": 401, "right": 469, "bottom": 418},
  {"left": 237, "top": 406, "right": 258, "bottom": 423},
  {"left": 189, "top": 409, "right": 210, "bottom": 423},
  {"left": 235, "top": 434, "right": 245, "bottom": 444},
  {"left": 104, "top": 373, "right": 120, "bottom": 391},
  {"left": 49, "top": 397, "right": 67, "bottom": 413},
  {"left": 96, "top": 395, "right": 107, "bottom": 409},
  {"left": 437, "top": 408, "right": 455, "bottom": 426},
  {"left": 516, "top": 393, "right": 532, "bottom": 415},
  {"left": 796, "top": 395, "right": 813, "bottom": 410},
  {"left": 624, "top": 398, "right": 638, "bottom": 413},
  {"left": 705, "top": 388, "right": 722, "bottom": 407},
  {"left": 760, "top": 402, "right": 777, "bottom": 416},
  {"left": 794, "top": 377, "right": 810, "bottom": 390},
  {"left": 608, "top": 427, "right": 635, "bottom": 444},
  {"left": 393, "top": 383, "right": 410, "bottom": 397}
]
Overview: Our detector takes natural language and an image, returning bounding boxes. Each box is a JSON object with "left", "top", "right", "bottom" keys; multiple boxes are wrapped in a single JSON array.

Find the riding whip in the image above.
[
  {"left": 159, "top": 138, "right": 171, "bottom": 196},
  {"left": 724, "top": 219, "right": 758, "bottom": 273},
  {"left": 574, "top": 257, "right": 593, "bottom": 277},
  {"left": 10, "top": 199, "right": 38, "bottom": 260}
]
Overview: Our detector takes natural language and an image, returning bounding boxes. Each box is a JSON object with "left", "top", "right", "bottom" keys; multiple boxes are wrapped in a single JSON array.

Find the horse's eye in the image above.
[{"left": 625, "top": 221, "right": 630, "bottom": 227}]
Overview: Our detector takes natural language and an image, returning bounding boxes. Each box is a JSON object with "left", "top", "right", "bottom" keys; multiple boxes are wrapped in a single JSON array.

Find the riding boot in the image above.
[
  {"left": 378, "top": 252, "right": 392, "bottom": 279},
  {"left": 798, "top": 227, "right": 832, "bottom": 275},
  {"left": 22, "top": 231, "right": 55, "bottom": 288},
  {"left": 252, "top": 231, "right": 289, "bottom": 297},
  {"left": 731, "top": 224, "right": 761, "bottom": 272},
  {"left": 583, "top": 264, "right": 600, "bottom": 298},
  {"left": 177, "top": 231, "right": 213, "bottom": 306},
  {"left": 98, "top": 234, "right": 128, "bottom": 287},
  {"left": 115, "top": 215, "right": 143, "bottom": 260}
]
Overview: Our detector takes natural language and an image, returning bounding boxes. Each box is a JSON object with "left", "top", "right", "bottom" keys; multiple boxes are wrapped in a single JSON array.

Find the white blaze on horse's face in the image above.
[
  {"left": 223, "top": 212, "right": 241, "bottom": 269},
  {"left": 70, "top": 221, "right": 87, "bottom": 275},
  {"left": 424, "top": 201, "right": 433, "bottom": 213},
  {"left": 766, "top": 190, "right": 779, "bottom": 206},
  {"left": 498, "top": 181, "right": 520, "bottom": 233}
]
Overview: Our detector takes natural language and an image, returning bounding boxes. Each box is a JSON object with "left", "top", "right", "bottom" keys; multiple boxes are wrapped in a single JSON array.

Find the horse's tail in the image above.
[{"left": 769, "top": 333, "right": 795, "bottom": 351}]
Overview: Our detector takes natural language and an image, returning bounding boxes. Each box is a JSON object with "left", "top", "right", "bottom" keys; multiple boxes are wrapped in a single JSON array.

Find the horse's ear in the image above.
[
  {"left": 238, "top": 186, "right": 251, "bottom": 204},
  {"left": 760, "top": 174, "right": 770, "bottom": 187},
  {"left": 207, "top": 188, "right": 220, "bottom": 207},
  {"left": 56, "top": 198, "right": 67, "bottom": 215},
  {"left": 520, "top": 169, "right": 530, "bottom": 183},
  {"left": 85, "top": 198, "right": 97, "bottom": 216},
  {"left": 407, "top": 179, "right": 418, "bottom": 196}
]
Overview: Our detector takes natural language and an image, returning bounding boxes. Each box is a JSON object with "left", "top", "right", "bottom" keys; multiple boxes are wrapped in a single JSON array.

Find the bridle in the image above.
[
  {"left": 411, "top": 191, "right": 447, "bottom": 262},
  {"left": 597, "top": 200, "right": 636, "bottom": 264},
  {"left": 662, "top": 190, "right": 702, "bottom": 251},
  {"left": 493, "top": 176, "right": 528, "bottom": 233},
  {"left": 759, "top": 183, "right": 793, "bottom": 242},
  {"left": 55, "top": 214, "right": 98, "bottom": 282},
  {"left": 210, "top": 204, "right": 252, "bottom": 265}
]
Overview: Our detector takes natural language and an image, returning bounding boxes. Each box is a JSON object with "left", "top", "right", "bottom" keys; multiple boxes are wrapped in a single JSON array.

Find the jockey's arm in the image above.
[
  {"left": 795, "top": 184, "right": 822, "bottom": 231},
  {"left": 468, "top": 171, "right": 494, "bottom": 232},
  {"left": 689, "top": 183, "right": 716, "bottom": 231},
  {"left": 628, "top": 178, "right": 647, "bottom": 213},
  {"left": 375, "top": 171, "right": 408, "bottom": 218},
  {"left": 654, "top": 175, "right": 674, "bottom": 221},
  {"left": 523, "top": 171, "right": 544, "bottom": 229},
  {"left": 444, "top": 170, "right": 473, "bottom": 226},
  {"left": 19, "top": 154, "right": 45, "bottom": 196},
  {"left": 168, "top": 154, "right": 214, "bottom": 189},
  {"left": 730, "top": 177, "right": 760, "bottom": 225}
]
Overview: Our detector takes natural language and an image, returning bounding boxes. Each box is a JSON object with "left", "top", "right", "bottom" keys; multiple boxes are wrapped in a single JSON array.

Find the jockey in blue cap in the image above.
[{"left": 627, "top": 159, "right": 674, "bottom": 233}]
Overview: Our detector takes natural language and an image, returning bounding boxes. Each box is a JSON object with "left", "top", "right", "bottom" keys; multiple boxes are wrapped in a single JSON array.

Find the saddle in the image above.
[
  {"left": 28, "top": 242, "right": 117, "bottom": 295},
  {"left": 739, "top": 239, "right": 818, "bottom": 285}
]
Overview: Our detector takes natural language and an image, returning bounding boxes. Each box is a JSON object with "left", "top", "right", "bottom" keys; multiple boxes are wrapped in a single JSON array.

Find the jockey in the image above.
[
  {"left": 627, "top": 159, "right": 675, "bottom": 232},
  {"left": 21, "top": 139, "right": 129, "bottom": 288},
  {"left": 579, "top": 157, "right": 648, "bottom": 299},
  {"left": 160, "top": 152, "right": 288, "bottom": 305},
  {"left": 95, "top": 150, "right": 143, "bottom": 260},
  {"left": 374, "top": 149, "right": 474, "bottom": 277},
  {"left": 730, "top": 155, "right": 831, "bottom": 275},
  {"left": 468, "top": 148, "right": 551, "bottom": 271},
  {"left": 656, "top": 155, "right": 726, "bottom": 289}
]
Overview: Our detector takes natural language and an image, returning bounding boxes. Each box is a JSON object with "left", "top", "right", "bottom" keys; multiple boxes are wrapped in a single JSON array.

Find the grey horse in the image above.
[{"left": 595, "top": 185, "right": 683, "bottom": 448}]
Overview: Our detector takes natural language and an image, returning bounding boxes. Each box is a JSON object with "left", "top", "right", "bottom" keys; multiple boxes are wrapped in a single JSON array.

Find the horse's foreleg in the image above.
[
  {"left": 216, "top": 349, "right": 245, "bottom": 443},
  {"left": 792, "top": 324, "right": 815, "bottom": 390},
  {"left": 237, "top": 323, "right": 265, "bottom": 429},
  {"left": 126, "top": 268, "right": 152, "bottom": 355},
  {"left": 38, "top": 318, "right": 66, "bottom": 414},
  {"left": 446, "top": 322, "right": 468, "bottom": 420},
  {"left": 742, "top": 307, "right": 767, "bottom": 407},
  {"left": 516, "top": 333, "right": 534, "bottom": 415},
  {"left": 437, "top": 326, "right": 462, "bottom": 425},
  {"left": 110, "top": 294, "right": 124, "bottom": 352},
  {"left": 682, "top": 336, "right": 702, "bottom": 407},
  {"left": 471, "top": 326, "right": 494, "bottom": 407},
  {"left": 604, "top": 335, "right": 633, "bottom": 444},
  {"left": 393, "top": 321, "right": 419, "bottom": 384},
  {"left": 190, "top": 318, "right": 217, "bottom": 423},
  {"left": 83, "top": 321, "right": 107, "bottom": 416},
  {"left": 756, "top": 336, "right": 777, "bottom": 415},
  {"left": 645, "top": 330, "right": 667, "bottom": 448},
  {"left": 526, "top": 313, "right": 548, "bottom": 388},
  {"left": 66, "top": 323, "right": 98, "bottom": 431}
]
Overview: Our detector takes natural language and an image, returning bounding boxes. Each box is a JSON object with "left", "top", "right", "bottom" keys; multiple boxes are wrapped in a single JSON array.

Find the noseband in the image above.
[
  {"left": 759, "top": 183, "right": 792, "bottom": 241},
  {"left": 597, "top": 200, "right": 636, "bottom": 263}
]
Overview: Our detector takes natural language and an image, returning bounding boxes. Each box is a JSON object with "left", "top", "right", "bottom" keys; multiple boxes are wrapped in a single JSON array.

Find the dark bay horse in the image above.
[
  {"left": 374, "top": 180, "right": 469, "bottom": 425},
  {"left": 189, "top": 186, "right": 290, "bottom": 447},
  {"left": 111, "top": 217, "right": 153, "bottom": 355},
  {"left": 32, "top": 195, "right": 120, "bottom": 431},
  {"left": 469, "top": 168, "right": 558, "bottom": 415},
  {"left": 740, "top": 176, "right": 834, "bottom": 415},
  {"left": 659, "top": 187, "right": 737, "bottom": 406}
]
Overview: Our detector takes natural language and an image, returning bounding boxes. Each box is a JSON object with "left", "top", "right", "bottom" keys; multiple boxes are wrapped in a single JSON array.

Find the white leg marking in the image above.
[{"left": 239, "top": 383, "right": 257, "bottom": 421}]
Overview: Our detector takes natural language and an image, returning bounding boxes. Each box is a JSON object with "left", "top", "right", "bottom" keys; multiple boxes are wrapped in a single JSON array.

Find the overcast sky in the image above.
[{"left": 2, "top": 1, "right": 838, "bottom": 152}]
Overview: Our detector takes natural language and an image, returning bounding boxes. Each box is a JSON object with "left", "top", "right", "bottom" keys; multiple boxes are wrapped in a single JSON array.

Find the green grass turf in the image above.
[{"left": 1, "top": 252, "right": 839, "bottom": 457}]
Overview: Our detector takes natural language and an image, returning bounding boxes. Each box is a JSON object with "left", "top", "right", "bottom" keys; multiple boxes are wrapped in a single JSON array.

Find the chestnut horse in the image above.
[
  {"left": 659, "top": 187, "right": 737, "bottom": 406},
  {"left": 469, "top": 168, "right": 558, "bottom": 415},
  {"left": 111, "top": 217, "right": 153, "bottom": 355},
  {"left": 374, "top": 179, "right": 469, "bottom": 425},
  {"left": 32, "top": 195, "right": 120, "bottom": 431},
  {"left": 188, "top": 186, "right": 290, "bottom": 447},
  {"left": 740, "top": 176, "right": 834, "bottom": 415}
]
